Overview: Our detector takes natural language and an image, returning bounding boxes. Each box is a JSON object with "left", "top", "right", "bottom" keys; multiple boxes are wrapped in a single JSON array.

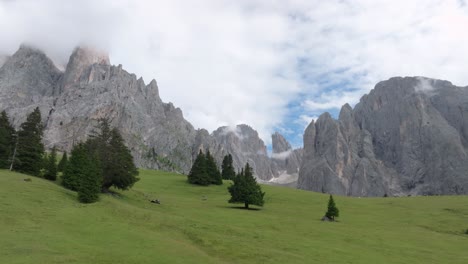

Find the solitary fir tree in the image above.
[
  {"left": 187, "top": 150, "right": 210, "bottom": 185},
  {"left": 0, "top": 111, "right": 16, "bottom": 169},
  {"left": 228, "top": 163, "right": 265, "bottom": 209},
  {"left": 43, "top": 147, "right": 58, "bottom": 181},
  {"left": 14, "top": 107, "right": 44, "bottom": 176},
  {"left": 325, "top": 195, "right": 339, "bottom": 221},
  {"left": 57, "top": 151, "right": 68, "bottom": 172},
  {"left": 206, "top": 149, "right": 222, "bottom": 185},
  {"left": 221, "top": 154, "right": 236, "bottom": 180}
]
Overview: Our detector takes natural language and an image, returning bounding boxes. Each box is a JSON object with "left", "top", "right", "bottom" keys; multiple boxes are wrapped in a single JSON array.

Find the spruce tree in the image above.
[
  {"left": 188, "top": 150, "right": 210, "bottom": 185},
  {"left": 228, "top": 163, "right": 265, "bottom": 209},
  {"left": 221, "top": 154, "right": 236, "bottom": 180},
  {"left": 77, "top": 152, "right": 101, "bottom": 203},
  {"left": 325, "top": 195, "right": 339, "bottom": 221},
  {"left": 57, "top": 151, "right": 68, "bottom": 172},
  {"left": 14, "top": 107, "right": 44, "bottom": 176},
  {"left": 44, "top": 147, "right": 58, "bottom": 181},
  {"left": 62, "top": 143, "right": 88, "bottom": 191},
  {"left": 206, "top": 149, "right": 222, "bottom": 185},
  {"left": 0, "top": 111, "right": 16, "bottom": 169},
  {"left": 101, "top": 128, "right": 139, "bottom": 191}
]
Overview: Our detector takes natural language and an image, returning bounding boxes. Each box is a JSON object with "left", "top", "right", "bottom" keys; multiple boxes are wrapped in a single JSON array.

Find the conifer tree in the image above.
[
  {"left": 188, "top": 150, "right": 210, "bottom": 185},
  {"left": 44, "top": 147, "right": 58, "bottom": 181},
  {"left": 228, "top": 163, "right": 265, "bottom": 209},
  {"left": 14, "top": 107, "right": 44, "bottom": 176},
  {"left": 77, "top": 152, "right": 101, "bottom": 203},
  {"left": 57, "top": 151, "right": 68, "bottom": 172},
  {"left": 325, "top": 195, "right": 339, "bottom": 221},
  {"left": 62, "top": 143, "right": 88, "bottom": 191},
  {"left": 100, "top": 128, "right": 139, "bottom": 191},
  {"left": 206, "top": 149, "right": 222, "bottom": 185},
  {"left": 0, "top": 111, "right": 16, "bottom": 169},
  {"left": 221, "top": 154, "right": 236, "bottom": 180}
]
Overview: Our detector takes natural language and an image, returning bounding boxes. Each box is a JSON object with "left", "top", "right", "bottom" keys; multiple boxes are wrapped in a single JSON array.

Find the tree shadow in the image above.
[{"left": 219, "top": 205, "right": 262, "bottom": 211}]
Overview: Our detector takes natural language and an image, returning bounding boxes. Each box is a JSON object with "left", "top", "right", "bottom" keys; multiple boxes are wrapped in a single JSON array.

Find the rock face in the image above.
[
  {"left": 0, "top": 45, "right": 291, "bottom": 179},
  {"left": 270, "top": 132, "right": 302, "bottom": 184},
  {"left": 298, "top": 77, "right": 468, "bottom": 196}
]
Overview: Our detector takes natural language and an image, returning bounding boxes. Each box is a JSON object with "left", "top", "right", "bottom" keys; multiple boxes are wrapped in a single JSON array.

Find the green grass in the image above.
[{"left": 1, "top": 169, "right": 467, "bottom": 264}]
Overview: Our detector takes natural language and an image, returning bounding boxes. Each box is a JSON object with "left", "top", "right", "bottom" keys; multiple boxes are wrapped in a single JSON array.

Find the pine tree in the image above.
[
  {"left": 14, "top": 107, "right": 44, "bottom": 176},
  {"left": 228, "top": 163, "right": 265, "bottom": 209},
  {"left": 57, "top": 151, "right": 68, "bottom": 172},
  {"left": 43, "top": 147, "right": 58, "bottom": 181},
  {"left": 77, "top": 152, "right": 101, "bottom": 203},
  {"left": 62, "top": 143, "right": 88, "bottom": 191},
  {"left": 221, "top": 154, "right": 236, "bottom": 180},
  {"left": 0, "top": 111, "right": 16, "bottom": 169},
  {"left": 325, "top": 195, "right": 339, "bottom": 221},
  {"left": 206, "top": 149, "right": 222, "bottom": 185},
  {"left": 188, "top": 150, "right": 210, "bottom": 185}
]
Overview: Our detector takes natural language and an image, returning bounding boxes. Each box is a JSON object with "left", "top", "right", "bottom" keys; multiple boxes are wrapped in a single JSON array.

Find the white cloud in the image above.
[
  {"left": 1, "top": 0, "right": 467, "bottom": 145},
  {"left": 271, "top": 150, "right": 292, "bottom": 160}
]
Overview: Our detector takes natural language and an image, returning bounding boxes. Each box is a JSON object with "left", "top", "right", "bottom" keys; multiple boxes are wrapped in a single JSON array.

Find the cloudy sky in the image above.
[{"left": 1, "top": 0, "right": 467, "bottom": 148}]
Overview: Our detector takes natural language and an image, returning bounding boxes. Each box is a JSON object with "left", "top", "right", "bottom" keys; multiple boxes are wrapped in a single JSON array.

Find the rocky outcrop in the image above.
[
  {"left": 270, "top": 132, "right": 302, "bottom": 184},
  {"left": 298, "top": 77, "right": 468, "bottom": 196}
]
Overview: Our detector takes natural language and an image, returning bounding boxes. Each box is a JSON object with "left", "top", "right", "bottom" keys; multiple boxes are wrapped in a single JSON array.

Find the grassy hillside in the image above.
[{"left": 1, "top": 169, "right": 467, "bottom": 264}]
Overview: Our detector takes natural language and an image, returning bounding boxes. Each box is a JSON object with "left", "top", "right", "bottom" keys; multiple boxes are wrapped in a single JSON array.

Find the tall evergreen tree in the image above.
[
  {"left": 62, "top": 143, "right": 89, "bottom": 191},
  {"left": 100, "top": 128, "right": 139, "bottom": 191},
  {"left": 0, "top": 111, "right": 16, "bottom": 169},
  {"left": 228, "top": 163, "right": 265, "bottom": 209},
  {"left": 77, "top": 152, "right": 101, "bottom": 203},
  {"left": 44, "top": 147, "right": 58, "bottom": 181},
  {"left": 57, "top": 151, "right": 68, "bottom": 172},
  {"left": 14, "top": 107, "right": 44, "bottom": 176},
  {"left": 325, "top": 195, "right": 339, "bottom": 221},
  {"left": 188, "top": 150, "right": 210, "bottom": 185},
  {"left": 221, "top": 154, "right": 236, "bottom": 180},
  {"left": 206, "top": 149, "right": 222, "bottom": 185}
]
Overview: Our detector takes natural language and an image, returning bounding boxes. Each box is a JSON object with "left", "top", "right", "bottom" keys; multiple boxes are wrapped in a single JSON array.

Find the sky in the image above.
[{"left": 1, "top": 0, "right": 468, "bottom": 148}]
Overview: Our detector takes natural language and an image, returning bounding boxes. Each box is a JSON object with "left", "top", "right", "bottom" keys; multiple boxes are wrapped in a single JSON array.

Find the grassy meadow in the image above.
[{"left": 0, "top": 169, "right": 467, "bottom": 264}]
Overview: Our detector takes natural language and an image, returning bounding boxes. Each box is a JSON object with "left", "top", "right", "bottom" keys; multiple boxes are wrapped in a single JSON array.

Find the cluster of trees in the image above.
[
  {"left": 188, "top": 151, "right": 265, "bottom": 209},
  {"left": 0, "top": 108, "right": 45, "bottom": 175},
  {"left": 0, "top": 108, "right": 138, "bottom": 204},
  {"left": 62, "top": 119, "right": 139, "bottom": 203},
  {"left": 188, "top": 150, "right": 222, "bottom": 185}
]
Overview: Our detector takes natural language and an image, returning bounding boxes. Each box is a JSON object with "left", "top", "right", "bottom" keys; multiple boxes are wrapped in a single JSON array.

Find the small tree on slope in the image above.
[
  {"left": 77, "top": 152, "right": 101, "bottom": 203},
  {"left": 57, "top": 151, "right": 68, "bottom": 173},
  {"left": 188, "top": 150, "right": 210, "bottom": 185},
  {"left": 44, "top": 147, "right": 58, "bottom": 181},
  {"left": 221, "top": 154, "right": 236, "bottom": 180},
  {"left": 0, "top": 111, "right": 16, "bottom": 169},
  {"left": 14, "top": 107, "right": 44, "bottom": 176},
  {"left": 206, "top": 149, "right": 222, "bottom": 185},
  {"left": 325, "top": 195, "right": 339, "bottom": 221},
  {"left": 228, "top": 163, "right": 265, "bottom": 209}
]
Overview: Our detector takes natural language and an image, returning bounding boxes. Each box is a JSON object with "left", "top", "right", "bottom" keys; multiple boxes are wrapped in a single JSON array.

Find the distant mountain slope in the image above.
[
  {"left": 298, "top": 77, "right": 468, "bottom": 196},
  {"left": 0, "top": 45, "right": 301, "bottom": 179}
]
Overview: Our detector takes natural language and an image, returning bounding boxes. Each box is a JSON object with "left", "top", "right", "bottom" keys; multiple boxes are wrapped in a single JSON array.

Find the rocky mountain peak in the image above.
[
  {"left": 61, "top": 46, "right": 110, "bottom": 90},
  {"left": 299, "top": 76, "right": 468, "bottom": 196},
  {"left": 272, "top": 132, "right": 292, "bottom": 153}
]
